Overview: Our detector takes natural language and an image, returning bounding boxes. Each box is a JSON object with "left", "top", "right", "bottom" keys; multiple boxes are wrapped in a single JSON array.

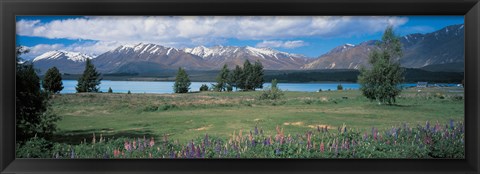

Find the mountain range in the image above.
[{"left": 32, "top": 24, "right": 464, "bottom": 74}]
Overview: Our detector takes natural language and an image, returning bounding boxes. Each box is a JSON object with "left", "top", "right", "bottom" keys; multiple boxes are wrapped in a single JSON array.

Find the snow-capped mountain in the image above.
[
  {"left": 303, "top": 24, "right": 464, "bottom": 71},
  {"left": 32, "top": 50, "right": 94, "bottom": 74},
  {"left": 183, "top": 45, "right": 311, "bottom": 70},
  {"left": 93, "top": 43, "right": 213, "bottom": 74},
  {"left": 33, "top": 50, "right": 93, "bottom": 62},
  {"left": 31, "top": 24, "right": 464, "bottom": 74}
]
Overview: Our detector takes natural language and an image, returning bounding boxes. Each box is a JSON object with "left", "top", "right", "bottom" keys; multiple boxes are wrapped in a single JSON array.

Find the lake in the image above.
[{"left": 60, "top": 80, "right": 420, "bottom": 94}]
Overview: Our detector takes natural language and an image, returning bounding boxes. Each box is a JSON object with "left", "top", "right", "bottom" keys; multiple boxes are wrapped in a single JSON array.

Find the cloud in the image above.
[
  {"left": 256, "top": 40, "right": 308, "bottom": 49},
  {"left": 17, "top": 16, "right": 408, "bottom": 46}
]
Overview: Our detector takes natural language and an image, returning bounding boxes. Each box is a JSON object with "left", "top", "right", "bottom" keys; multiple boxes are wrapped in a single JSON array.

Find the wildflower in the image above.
[
  {"left": 204, "top": 134, "right": 209, "bottom": 147},
  {"left": 450, "top": 119, "right": 455, "bottom": 130},
  {"left": 425, "top": 121, "right": 430, "bottom": 131},
  {"left": 423, "top": 135, "right": 432, "bottom": 145},
  {"left": 70, "top": 148, "right": 75, "bottom": 159},
  {"left": 275, "top": 148, "right": 281, "bottom": 155},
  {"left": 320, "top": 141, "right": 325, "bottom": 152},
  {"left": 254, "top": 126, "right": 259, "bottom": 135},
  {"left": 133, "top": 140, "right": 137, "bottom": 149},
  {"left": 363, "top": 132, "right": 368, "bottom": 140},
  {"left": 149, "top": 137, "right": 155, "bottom": 147},
  {"left": 92, "top": 133, "right": 96, "bottom": 144},
  {"left": 124, "top": 140, "right": 130, "bottom": 150}
]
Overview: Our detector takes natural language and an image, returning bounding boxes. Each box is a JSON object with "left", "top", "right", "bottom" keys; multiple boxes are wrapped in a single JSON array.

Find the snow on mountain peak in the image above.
[{"left": 33, "top": 50, "right": 93, "bottom": 62}]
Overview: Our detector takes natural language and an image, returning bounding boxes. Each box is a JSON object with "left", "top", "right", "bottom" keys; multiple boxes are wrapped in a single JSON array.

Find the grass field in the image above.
[{"left": 50, "top": 87, "right": 464, "bottom": 145}]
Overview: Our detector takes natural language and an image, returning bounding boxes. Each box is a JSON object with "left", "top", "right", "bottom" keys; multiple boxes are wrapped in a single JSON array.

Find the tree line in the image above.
[{"left": 174, "top": 59, "right": 265, "bottom": 93}]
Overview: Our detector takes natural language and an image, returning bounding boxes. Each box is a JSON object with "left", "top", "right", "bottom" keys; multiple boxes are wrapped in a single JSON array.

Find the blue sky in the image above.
[{"left": 16, "top": 16, "right": 464, "bottom": 60}]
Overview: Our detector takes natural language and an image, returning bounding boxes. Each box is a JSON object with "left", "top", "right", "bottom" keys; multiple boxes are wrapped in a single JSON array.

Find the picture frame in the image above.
[{"left": 1, "top": 0, "right": 479, "bottom": 173}]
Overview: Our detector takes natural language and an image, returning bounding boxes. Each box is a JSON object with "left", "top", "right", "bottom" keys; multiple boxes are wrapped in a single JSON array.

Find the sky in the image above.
[{"left": 16, "top": 16, "right": 464, "bottom": 60}]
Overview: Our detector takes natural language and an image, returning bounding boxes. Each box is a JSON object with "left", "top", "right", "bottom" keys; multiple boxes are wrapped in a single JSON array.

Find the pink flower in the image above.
[
  {"left": 320, "top": 142, "right": 325, "bottom": 152},
  {"left": 149, "top": 137, "right": 155, "bottom": 147}
]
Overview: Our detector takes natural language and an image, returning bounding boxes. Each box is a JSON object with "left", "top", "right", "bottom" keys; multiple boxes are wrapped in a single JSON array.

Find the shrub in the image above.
[
  {"left": 258, "top": 79, "right": 284, "bottom": 100},
  {"left": 199, "top": 84, "right": 209, "bottom": 91},
  {"left": 337, "top": 84, "right": 343, "bottom": 90},
  {"left": 127, "top": 90, "right": 131, "bottom": 94},
  {"left": 108, "top": 87, "right": 113, "bottom": 93},
  {"left": 16, "top": 136, "right": 52, "bottom": 158}
]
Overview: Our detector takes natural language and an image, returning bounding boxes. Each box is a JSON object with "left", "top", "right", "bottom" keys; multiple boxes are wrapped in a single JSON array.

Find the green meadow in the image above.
[{"left": 50, "top": 87, "right": 464, "bottom": 144}]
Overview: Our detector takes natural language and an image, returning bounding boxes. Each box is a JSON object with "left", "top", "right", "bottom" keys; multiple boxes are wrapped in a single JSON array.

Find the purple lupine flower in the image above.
[
  {"left": 70, "top": 148, "right": 75, "bottom": 159},
  {"left": 450, "top": 119, "right": 455, "bottom": 130},
  {"left": 254, "top": 126, "right": 259, "bottom": 135},
  {"left": 204, "top": 134, "right": 209, "bottom": 147},
  {"left": 425, "top": 121, "right": 430, "bottom": 131},
  {"left": 275, "top": 148, "right": 281, "bottom": 155},
  {"left": 334, "top": 143, "right": 339, "bottom": 156},
  {"left": 215, "top": 143, "right": 221, "bottom": 153}
]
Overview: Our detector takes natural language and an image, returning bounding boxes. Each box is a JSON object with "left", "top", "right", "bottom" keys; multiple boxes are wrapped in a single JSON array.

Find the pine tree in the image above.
[
  {"left": 252, "top": 60, "right": 264, "bottom": 89},
  {"left": 358, "top": 26, "right": 404, "bottom": 105},
  {"left": 242, "top": 60, "right": 254, "bottom": 91},
  {"left": 76, "top": 59, "right": 102, "bottom": 93},
  {"left": 231, "top": 65, "right": 243, "bottom": 91},
  {"left": 16, "top": 46, "right": 60, "bottom": 142},
  {"left": 42, "top": 66, "right": 64, "bottom": 94},
  {"left": 108, "top": 87, "right": 113, "bottom": 93},
  {"left": 215, "top": 64, "right": 230, "bottom": 92},
  {"left": 173, "top": 67, "right": 191, "bottom": 93}
]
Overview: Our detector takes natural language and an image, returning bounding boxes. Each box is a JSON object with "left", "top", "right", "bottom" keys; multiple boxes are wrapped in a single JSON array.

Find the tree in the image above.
[
  {"left": 199, "top": 84, "right": 209, "bottom": 91},
  {"left": 258, "top": 79, "right": 284, "bottom": 100},
  {"left": 173, "top": 67, "right": 191, "bottom": 93},
  {"left": 241, "top": 60, "right": 254, "bottom": 91},
  {"left": 252, "top": 60, "right": 264, "bottom": 89},
  {"left": 358, "top": 26, "right": 405, "bottom": 105},
  {"left": 231, "top": 65, "right": 243, "bottom": 91},
  {"left": 214, "top": 64, "right": 230, "bottom": 92},
  {"left": 42, "top": 66, "right": 64, "bottom": 94},
  {"left": 76, "top": 59, "right": 102, "bottom": 93},
  {"left": 16, "top": 46, "right": 61, "bottom": 142},
  {"left": 108, "top": 87, "right": 113, "bottom": 93}
]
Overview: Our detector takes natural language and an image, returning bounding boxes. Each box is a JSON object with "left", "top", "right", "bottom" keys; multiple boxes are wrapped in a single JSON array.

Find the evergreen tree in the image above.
[
  {"left": 215, "top": 64, "right": 230, "bottom": 92},
  {"left": 252, "top": 60, "right": 264, "bottom": 89},
  {"left": 173, "top": 67, "right": 191, "bottom": 93},
  {"left": 358, "top": 26, "right": 404, "bottom": 105},
  {"left": 199, "top": 84, "right": 209, "bottom": 91},
  {"left": 42, "top": 66, "right": 64, "bottom": 94},
  {"left": 231, "top": 65, "right": 243, "bottom": 91},
  {"left": 16, "top": 46, "right": 61, "bottom": 142},
  {"left": 108, "top": 87, "right": 113, "bottom": 93},
  {"left": 241, "top": 60, "right": 254, "bottom": 91},
  {"left": 76, "top": 59, "right": 102, "bottom": 93}
]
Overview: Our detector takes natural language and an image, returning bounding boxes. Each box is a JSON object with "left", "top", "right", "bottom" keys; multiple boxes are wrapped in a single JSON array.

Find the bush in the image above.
[
  {"left": 258, "top": 79, "right": 284, "bottom": 100},
  {"left": 337, "top": 84, "right": 343, "bottom": 90},
  {"left": 127, "top": 90, "right": 131, "bottom": 94},
  {"left": 108, "top": 87, "right": 113, "bottom": 93},
  {"left": 199, "top": 84, "right": 209, "bottom": 91},
  {"left": 16, "top": 136, "right": 52, "bottom": 158}
]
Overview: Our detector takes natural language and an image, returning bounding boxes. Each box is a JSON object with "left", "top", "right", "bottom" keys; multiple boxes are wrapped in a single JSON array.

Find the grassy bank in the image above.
[{"left": 49, "top": 87, "right": 464, "bottom": 145}]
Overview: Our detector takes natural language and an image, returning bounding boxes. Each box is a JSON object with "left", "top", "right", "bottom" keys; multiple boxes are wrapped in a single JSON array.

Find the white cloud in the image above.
[
  {"left": 256, "top": 40, "right": 308, "bottom": 49},
  {"left": 17, "top": 16, "right": 409, "bottom": 58}
]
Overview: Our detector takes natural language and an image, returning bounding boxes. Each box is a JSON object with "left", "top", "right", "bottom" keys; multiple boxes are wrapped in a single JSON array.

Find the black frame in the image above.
[{"left": 1, "top": 0, "right": 479, "bottom": 173}]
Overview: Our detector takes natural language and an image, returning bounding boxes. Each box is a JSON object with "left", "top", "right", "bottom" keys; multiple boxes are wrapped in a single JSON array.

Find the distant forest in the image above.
[
  {"left": 264, "top": 69, "right": 464, "bottom": 83},
  {"left": 56, "top": 68, "right": 463, "bottom": 84}
]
